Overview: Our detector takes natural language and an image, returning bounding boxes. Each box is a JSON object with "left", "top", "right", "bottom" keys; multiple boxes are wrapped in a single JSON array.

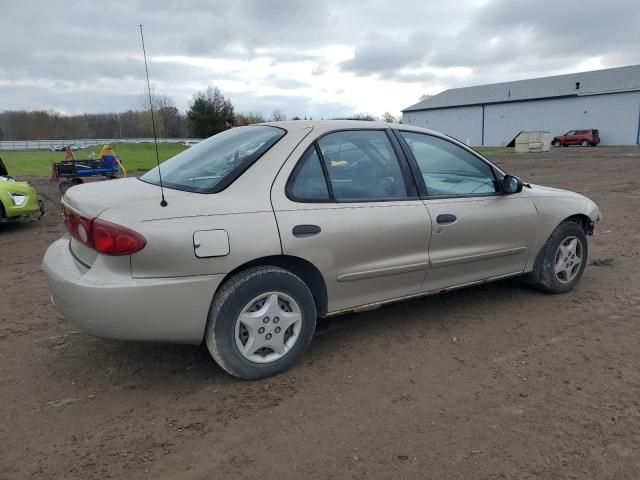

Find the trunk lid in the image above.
[{"left": 62, "top": 178, "right": 170, "bottom": 218}]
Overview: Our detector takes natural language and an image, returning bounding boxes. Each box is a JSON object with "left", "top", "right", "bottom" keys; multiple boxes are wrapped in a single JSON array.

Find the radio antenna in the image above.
[{"left": 139, "top": 24, "right": 167, "bottom": 207}]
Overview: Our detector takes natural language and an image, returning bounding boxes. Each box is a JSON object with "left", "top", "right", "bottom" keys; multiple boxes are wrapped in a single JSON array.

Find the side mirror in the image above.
[{"left": 502, "top": 174, "right": 523, "bottom": 194}]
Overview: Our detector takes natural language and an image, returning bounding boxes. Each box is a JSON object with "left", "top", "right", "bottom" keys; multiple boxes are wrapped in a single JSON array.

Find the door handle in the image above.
[
  {"left": 292, "top": 224, "right": 321, "bottom": 237},
  {"left": 436, "top": 214, "right": 457, "bottom": 225}
]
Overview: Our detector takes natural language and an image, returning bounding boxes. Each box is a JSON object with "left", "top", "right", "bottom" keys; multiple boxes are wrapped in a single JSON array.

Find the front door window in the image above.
[{"left": 399, "top": 132, "right": 498, "bottom": 197}]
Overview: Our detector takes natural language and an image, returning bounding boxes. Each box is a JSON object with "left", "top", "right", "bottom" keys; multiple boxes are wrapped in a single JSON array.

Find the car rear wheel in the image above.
[
  {"left": 58, "top": 180, "right": 73, "bottom": 194},
  {"left": 528, "top": 221, "right": 588, "bottom": 294},
  {"left": 205, "top": 266, "right": 317, "bottom": 379},
  {"left": 581, "top": 140, "right": 589, "bottom": 147}
]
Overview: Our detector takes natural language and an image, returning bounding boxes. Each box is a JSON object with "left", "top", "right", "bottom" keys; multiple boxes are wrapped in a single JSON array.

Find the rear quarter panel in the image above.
[
  {"left": 129, "top": 211, "right": 282, "bottom": 278},
  {"left": 97, "top": 126, "right": 314, "bottom": 279}
]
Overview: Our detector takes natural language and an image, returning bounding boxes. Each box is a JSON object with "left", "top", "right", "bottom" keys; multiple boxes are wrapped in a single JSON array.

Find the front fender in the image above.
[{"left": 524, "top": 187, "right": 600, "bottom": 272}]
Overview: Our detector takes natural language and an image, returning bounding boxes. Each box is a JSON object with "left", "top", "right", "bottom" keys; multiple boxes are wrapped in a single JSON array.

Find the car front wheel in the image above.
[
  {"left": 528, "top": 221, "right": 588, "bottom": 294},
  {"left": 581, "top": 140, "right": 589, "bottom": 147},
  {"left": 552, "top": 140, "right": 561, "bottom": 147},
  {"left": 205, "top": 266, "right": 317, "bottom": 379}
]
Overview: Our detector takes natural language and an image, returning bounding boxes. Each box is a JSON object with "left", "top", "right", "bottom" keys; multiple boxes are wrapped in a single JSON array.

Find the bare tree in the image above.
[
  {"left": 382, "top": 112, "right": 397, "bottom": 123},
  {"left": 270, "top": 109, "right": 287, "bottom": 122},
  {"left": 137, "top": 90, "right": 180, "bottom": 137},
  {"left": 331, "top": 113, "right": 377, "bottom": 121},
  {"left": 236, "top": 112, "right": 266, "bottom": 125},
  {"left": 0, "top": 108, "right": 187, "bottom": 140}
]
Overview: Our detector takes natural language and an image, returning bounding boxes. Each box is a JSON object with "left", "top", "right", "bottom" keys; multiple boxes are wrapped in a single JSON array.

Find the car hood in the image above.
[
  {"left": 526, "top": 183, "right": 601, "bottom": 221},
  {"left": 0, "top": 177, "right": 35, "bottom": 193},
  {"left": 526, "top": 183, "right": 595, "bottom": 199},
  {"left": 526, "top": 183, "right": 572, "bottom": 195}
]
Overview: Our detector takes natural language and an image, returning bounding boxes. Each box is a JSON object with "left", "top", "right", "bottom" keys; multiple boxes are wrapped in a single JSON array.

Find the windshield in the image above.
[{"left": 141, "top": 125, "right": 285, "bottom": 193}]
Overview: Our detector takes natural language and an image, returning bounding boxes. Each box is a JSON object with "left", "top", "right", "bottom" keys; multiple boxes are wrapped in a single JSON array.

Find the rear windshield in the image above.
[{"left": 141, "top": 126, "right": 285, "bottom": 193}]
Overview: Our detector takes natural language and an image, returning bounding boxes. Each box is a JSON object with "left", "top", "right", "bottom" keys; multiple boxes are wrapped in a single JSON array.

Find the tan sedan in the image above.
[{"left": 43, "top": 121, "right": 600, "bottom": 379}]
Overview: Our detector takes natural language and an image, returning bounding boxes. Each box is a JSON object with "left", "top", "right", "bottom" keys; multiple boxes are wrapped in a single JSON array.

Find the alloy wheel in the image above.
[{"left": 554, "top": 236, "right": 583, "bottom": 284}]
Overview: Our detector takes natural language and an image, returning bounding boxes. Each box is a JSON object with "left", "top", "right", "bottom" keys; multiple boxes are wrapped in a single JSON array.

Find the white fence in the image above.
[{"left": 0, "top": 138, "right": 202, "bottom": 151}]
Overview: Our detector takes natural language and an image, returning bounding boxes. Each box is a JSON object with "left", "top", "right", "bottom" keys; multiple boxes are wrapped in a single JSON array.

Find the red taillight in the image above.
[
  {"left": 91, "top": 219, "right": 146, "bottom": 256},
  {"left": 63, "top": 206, "right": 94, "bottom": 247},
  {"left": 63, "top": 206, "right": 146, "bottom": 256}
]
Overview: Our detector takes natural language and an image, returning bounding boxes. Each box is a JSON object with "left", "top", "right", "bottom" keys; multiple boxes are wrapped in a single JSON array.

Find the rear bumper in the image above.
[{"left": 42, "top": 237, "right": 224, "bottom": 344}]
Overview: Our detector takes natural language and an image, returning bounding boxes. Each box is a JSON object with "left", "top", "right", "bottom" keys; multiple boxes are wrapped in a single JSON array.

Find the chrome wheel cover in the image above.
[{"left": 234, "top": 292, "right": 302, "bottom": 364}]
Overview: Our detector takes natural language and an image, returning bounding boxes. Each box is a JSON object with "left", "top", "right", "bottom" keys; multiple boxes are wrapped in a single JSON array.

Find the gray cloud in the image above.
[
  {"left": 339, "top": 0, "right": 640, "bottom": 78},
  {"left": 340, "top": 34, "right": 421, "bottom": 75},
  {"left": 1, "top": 0, "right": 639, "bottom": 117},
  {"left": 224, "top": 93, "right": 356, "bottom": 120},
  {"left": 311, "top": 63, "right": 328, "bottom": 76},
  {"left": 0, "top": 84, "right": 141, "bottom": 115},
  {"left": 264, "top": 74, "right": 310, "bottom": 90}
]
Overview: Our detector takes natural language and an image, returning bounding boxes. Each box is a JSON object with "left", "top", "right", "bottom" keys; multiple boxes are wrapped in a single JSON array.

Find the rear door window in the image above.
[
  {"left": 288, "top": 147, "right": 330, "bottom": 201},
  {"left": 316, "top": 130, "right": 409, "bottom": 201}
]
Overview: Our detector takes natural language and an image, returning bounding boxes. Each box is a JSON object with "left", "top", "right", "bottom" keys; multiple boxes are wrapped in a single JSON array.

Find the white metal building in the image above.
[{"left": 402, "top": 65, "right": 640, "bottom": 146}]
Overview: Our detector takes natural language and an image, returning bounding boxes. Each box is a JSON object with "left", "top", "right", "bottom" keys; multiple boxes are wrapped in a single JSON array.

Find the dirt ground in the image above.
[{"left": 1, "top": 146, "right": 639, "bottom": 480}]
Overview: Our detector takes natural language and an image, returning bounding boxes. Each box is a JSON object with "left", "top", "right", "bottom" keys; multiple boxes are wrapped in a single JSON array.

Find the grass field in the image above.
[
  {"left": 474, "top": 146, "right": 513, "bottom": 156},
  {"left": 1, "top": 143, "right": 188, "bottom": 176}
]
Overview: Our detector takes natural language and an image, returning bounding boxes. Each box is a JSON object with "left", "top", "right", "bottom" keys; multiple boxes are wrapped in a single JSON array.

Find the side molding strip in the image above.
[
  {"left": 430, "top": 246, "right": 527, "bottom": 269},
  {"left": 337, "top": 262, "right": 428, "bottom": 282}
]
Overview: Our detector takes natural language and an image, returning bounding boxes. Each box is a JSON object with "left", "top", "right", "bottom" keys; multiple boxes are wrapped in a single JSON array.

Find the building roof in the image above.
[{"left": 403, "top": 64, "right": 640, "bottom": 112}]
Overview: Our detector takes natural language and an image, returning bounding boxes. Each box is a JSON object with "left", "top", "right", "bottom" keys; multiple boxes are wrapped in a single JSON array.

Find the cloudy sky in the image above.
[{"left": 1, "top": 0, "right": 639, "bottom": 119}]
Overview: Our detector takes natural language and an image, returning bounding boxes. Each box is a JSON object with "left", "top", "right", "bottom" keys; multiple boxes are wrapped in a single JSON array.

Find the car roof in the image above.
[{"left": 257, "top": 119, "right": 446, "bottom": 137}]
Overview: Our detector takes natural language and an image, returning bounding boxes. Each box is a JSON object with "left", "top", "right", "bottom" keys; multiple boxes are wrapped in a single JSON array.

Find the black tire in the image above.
[
  {"left": 528, "top": 221, "right": 588, "bottom": 294},
  {"left": 58, "top": 180, "right": 73, "bottom": 195},
  {"left": 581, "top": 140, "right": 589, "bottom": 147},
  {"left": 0, "top": 202, "right": 16, "bottom": 223},
  {"left": 552, "top": 140, "right": 561, "bottom": 147},
  {"left": 205, "top": 266, "right": 317, "bottom": 380},
  {"left": 37, "top": 199, "right": 46, "bottom": 219}
]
